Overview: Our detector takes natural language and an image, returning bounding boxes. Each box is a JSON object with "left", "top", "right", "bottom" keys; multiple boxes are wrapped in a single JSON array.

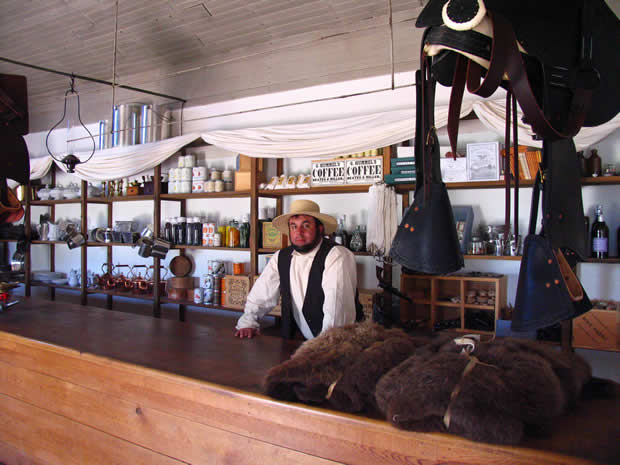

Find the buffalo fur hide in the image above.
[
  {"left": 375, "top": 337, "right": 591, "bottom": 444},
  {"left": 263, "top": 321, "right": 429, "bottom": 412}
]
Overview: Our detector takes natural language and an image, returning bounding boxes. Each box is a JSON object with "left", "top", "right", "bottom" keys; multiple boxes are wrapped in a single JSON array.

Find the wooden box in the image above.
[
  {"left": 358, "top": 288, "right": 380, "bottom": 321},
  {"left": 234, "top": 170, "right": 266, "bottom": 191},
  {"left": 222, "top": 275, "right": 251, "bottom": 310},
  {"left": 127, "top": 185, "right": 142, "bottom": 196},
  {"left": 237, "top": 154, "right": 264, "bottom": 172},
  {"left": 573, "top": 306, "right": 619, "bottom": 351},
  {"left": 262, "top": 222, "right": 288, "bottom": 249}
]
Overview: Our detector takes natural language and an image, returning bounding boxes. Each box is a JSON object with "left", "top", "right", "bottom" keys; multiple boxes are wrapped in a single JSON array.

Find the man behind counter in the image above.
[{"left": 234, "top": 199, "right": 359, "bottom": 339}]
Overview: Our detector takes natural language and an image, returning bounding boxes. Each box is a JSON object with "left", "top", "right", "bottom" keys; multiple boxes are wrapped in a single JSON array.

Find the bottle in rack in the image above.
[
  {"left": 333, "top": 216, "right": 348, "bottom": 246},
  {"left": 591, "top": 205, "right": 609, "bottom": 258},
  {"left": 239, "top": 214, "right": 250, "bottom": 248},
  {"left": 164, "top": 218, "right": 173, "bottom": 243}
]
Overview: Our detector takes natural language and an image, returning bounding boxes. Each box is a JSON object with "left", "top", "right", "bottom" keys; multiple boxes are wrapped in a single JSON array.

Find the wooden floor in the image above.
[{"left": 0, "top": 297, "right": 617, "bottom": 465}]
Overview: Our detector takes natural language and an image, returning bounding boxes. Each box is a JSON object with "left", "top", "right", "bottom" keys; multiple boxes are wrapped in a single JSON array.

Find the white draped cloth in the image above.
[{"left": 22, "top": 99, "right": 618, "bottom": 183}]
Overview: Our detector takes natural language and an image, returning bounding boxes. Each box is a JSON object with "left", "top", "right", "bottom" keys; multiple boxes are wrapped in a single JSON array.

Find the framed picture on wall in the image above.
[
  {"left": 452, "top": 206, "right": 474, "bottom": 253},
  {"left": 466, "top": 142, "right": 500, "bottom": 181}
]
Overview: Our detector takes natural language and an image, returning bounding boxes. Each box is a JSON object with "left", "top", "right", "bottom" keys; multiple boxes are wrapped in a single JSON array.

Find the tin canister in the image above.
[
  {"left": 180, "top": 167, "right": 192, "bottom": 181},
  {"left": 203, "top": 288, "right": 214, "bottom": 304},
  {"left": 192, "top": 166, "right": 206, "bottom": 179},
  {"left": 211, "top": 260, "right": 224, "bottom": 276},
  {"left": 213, "top": 232, "right": 221, "bottom": 247},
  {"left": 204, "top": 180, "right": 215, "bottom": 193},
  {"left": 184, "top": 154, "right": 195, "bottom": 168},
  {"left": 193, "top": 287, "right": 204, "bottom": 304},
  {"left": 210, "top": 169, "right": 222, "bottom": 181},
  {"left": 180, "top": 181, "right": 192, "bottom": 193},
  {"left": 192, "top": 181, "right": 204, "bottom": 192},
  {"left": 178, "top": 156, "right": 185, "bottom": 168},
  {"left": 214, "top": 180, "right": 224, "bottom": 192}
]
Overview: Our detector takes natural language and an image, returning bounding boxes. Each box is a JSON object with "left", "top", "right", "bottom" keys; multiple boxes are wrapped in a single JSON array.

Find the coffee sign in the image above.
[
  {"left": 311, "top": 159, "right": 346, "bottom": 186},
  {"left": 345, "top": 157, "right": 383, "bottom": 184},
  {"left": 311, "top": 156, "right": 383, "bottom": 186}
]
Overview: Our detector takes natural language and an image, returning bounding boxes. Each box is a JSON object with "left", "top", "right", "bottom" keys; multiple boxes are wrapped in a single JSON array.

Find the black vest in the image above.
[{"left": 277, "top": 239, "right": 363, "bottom": 339}]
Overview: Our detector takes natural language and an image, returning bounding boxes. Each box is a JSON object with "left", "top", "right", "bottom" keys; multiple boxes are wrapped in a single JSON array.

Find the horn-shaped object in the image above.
[{"left": 389, "top": 69, "right": 463, "bottom": 274}]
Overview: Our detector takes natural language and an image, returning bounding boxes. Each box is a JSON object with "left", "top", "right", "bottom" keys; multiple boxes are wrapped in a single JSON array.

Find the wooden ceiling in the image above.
[{"left": 0, "top": 0, "right": 426, "bottom": 130}]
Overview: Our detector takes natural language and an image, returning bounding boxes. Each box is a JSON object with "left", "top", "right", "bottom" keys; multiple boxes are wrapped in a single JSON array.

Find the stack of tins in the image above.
[{"left": 166, "top": 255, "right": 195, "bottom": 300}]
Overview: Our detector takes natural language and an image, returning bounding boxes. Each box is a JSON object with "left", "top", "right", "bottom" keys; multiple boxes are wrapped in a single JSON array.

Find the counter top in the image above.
[
  {"left": 0, "top": 297, "right": 617, "bottom": 465},
  {"left": 0, "top": 297, "right": 300, "bottom": 394}
]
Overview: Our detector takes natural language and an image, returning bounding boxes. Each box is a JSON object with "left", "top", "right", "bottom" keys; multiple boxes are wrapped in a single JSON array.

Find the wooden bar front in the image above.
[{"left": 0, "top": 298, "right": 617, "bottom": 465}]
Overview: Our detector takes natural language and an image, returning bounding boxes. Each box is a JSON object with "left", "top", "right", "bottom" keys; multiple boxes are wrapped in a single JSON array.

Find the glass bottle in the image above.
[
  {"left": 349, "top": 226, "right": 363, "bottom": 252},
  {"left": 172, "top": 217, "right": 180, "bottom": 245},
  {"left": 178, "top": 216, "right": 187, "bottom": 245},
  {"left": 334, "top": 216, "right": 347, "bottom": 246},
  {"left": 164, "top": 217, "right": 173, "bottom": 243},
  {"left": 192, "top": 217, "right": 202, "bottom": 246},
  {"left": 589, "top": 149, "right": 602, "bottom": 177},
  {"left": 591, "top": 205, "right": 609, "bottom": 258},
  {"left": 239, "top": 214, "right": 250, "bottom": 248},
  {"left": 228, "top": 219, "right": 240, "bottom": 248},
  {"left": 258, "top": 208, "right": 267, "bottom": 248}
]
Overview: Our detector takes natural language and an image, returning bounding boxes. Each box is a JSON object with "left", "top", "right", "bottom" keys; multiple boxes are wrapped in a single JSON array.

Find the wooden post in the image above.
[
  {"left": 80, "top": 180, "right": 88, "bottom": 306},
  {"left": 24, "top": 180, "right": 32, "bottom": 298},
  {"left": 153, "top": 164, "right": 161, "bottom": 318},
  {"left": 250, "top": 157, "right": 259, "bottom": 277}
]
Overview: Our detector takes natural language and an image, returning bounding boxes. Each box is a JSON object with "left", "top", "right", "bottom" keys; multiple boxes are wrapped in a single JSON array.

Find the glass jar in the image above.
[
  {"left": 177, "top": 217, "right": 187, "bottom": 245},
  {"left": 228, "top": 219, "right": 240, "bottom": 247},
  {"left": 349, "top": 226, "right": 364, "bottom": 252}
]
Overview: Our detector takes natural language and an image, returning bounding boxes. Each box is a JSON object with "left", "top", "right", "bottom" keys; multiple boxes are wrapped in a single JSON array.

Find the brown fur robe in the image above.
[
  {"left": 265, "top": 322, "right": 594, "bottom": 445},
  {"left": 264, "top": 321, "right": 427, "bottom": 412},
  {"left": 375, "top": 337, "right": 591, "bottom": 444}
]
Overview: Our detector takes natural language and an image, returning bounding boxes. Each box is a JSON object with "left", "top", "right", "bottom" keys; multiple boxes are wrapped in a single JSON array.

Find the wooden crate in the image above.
[{"left": 400, "top": 273, "right": 507, "bottom": 335}]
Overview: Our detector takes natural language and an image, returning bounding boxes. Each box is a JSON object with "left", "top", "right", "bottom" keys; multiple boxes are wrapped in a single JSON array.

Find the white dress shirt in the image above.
[{"left": 235, "top": 239, "right": 358, "bottom": 339}]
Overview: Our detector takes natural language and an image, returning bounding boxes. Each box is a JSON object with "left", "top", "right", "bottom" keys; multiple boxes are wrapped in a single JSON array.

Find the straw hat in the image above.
[{"left": 272, "top": 199, "right": 337, "bottom": 235}]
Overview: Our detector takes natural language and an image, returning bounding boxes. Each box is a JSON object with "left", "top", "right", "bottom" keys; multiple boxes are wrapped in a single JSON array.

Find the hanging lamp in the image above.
[{"left": 45, "top": 76, "right": 96, "bottom": 173}]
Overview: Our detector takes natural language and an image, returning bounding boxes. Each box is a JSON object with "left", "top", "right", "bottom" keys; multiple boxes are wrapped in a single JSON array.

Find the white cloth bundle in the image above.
[{"left": 366, "top": 183, "right": 399, "bottom": 257}]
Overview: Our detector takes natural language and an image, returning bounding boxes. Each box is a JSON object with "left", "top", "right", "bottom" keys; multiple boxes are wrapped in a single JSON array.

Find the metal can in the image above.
[{"left": 193, "top": 287, "right": 204, "bottom": 304}]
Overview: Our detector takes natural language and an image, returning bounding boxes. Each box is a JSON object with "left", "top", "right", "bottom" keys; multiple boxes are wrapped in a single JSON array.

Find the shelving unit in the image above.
[
  {"left": 400, "top": 273, "right": 507, "bottom": 335},
  {"left": 21, "top": 145, "right": 619, "bottom": 328}
]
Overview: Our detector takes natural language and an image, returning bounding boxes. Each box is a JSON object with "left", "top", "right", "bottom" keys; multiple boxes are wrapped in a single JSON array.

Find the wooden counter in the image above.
[{"left": 0, "top": 298, "right": 617, "bottom": 465}]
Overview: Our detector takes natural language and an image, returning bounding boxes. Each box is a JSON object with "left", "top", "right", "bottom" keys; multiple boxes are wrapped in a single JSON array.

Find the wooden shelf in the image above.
[
  {"left": 31, "top": 281, "right": 81, "bottom": 291},
  {"left": 465, "top": 254, "right": 522, "bottom": 261},
  {"left": 161, "top": 192, "right": 250, "bottom": 200},
  {"left": 582, "top": 257, "right": 620, "bottom": 264},
  {"left": 0, "top": 239, "right": 17, "bottom": 243},
  {"left": 160, "top": 296, "right": 240, "bottom": 312},
  {"left": 31, "top": 240, "right": 66, "bottom": 245},
  {"left": 86, "top": 242, "right": 133, "bottom": 247},
  {"left": 259, "top": 185, "right": 371, "bottom": 197},
  {"left": 31, "top": 199, "right": 81, "bottom": 205},
  {"left": 87, "top": 195, "right": 154, "bottom": 203},
  {"left": 87, "top": 288, "right": 156, "bottom": 301},
  {"left": 171, "top": 245, "right": 250, "bottom": 251},
  {"left": 258, "top": 247, "right": 370, "bottom": 256},
  {"left": 393, "top": 175, "right": 620, "bottom": 194},
  {"left": 464, "top": 304, "right": 496, "bottom": 311}
]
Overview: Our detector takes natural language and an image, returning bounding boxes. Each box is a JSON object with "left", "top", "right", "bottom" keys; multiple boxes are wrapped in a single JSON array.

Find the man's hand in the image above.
[{"left": 234, "top": 327, "right": 261, "bottom": 338}]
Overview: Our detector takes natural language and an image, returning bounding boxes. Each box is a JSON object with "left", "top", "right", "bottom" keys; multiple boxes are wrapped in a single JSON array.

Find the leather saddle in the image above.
[
  {"left": 0, "top": 73, "right": 30, "bottom": 224},
  {"left": 413, "top": 0, "right": 619, "bottom": 330}
]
